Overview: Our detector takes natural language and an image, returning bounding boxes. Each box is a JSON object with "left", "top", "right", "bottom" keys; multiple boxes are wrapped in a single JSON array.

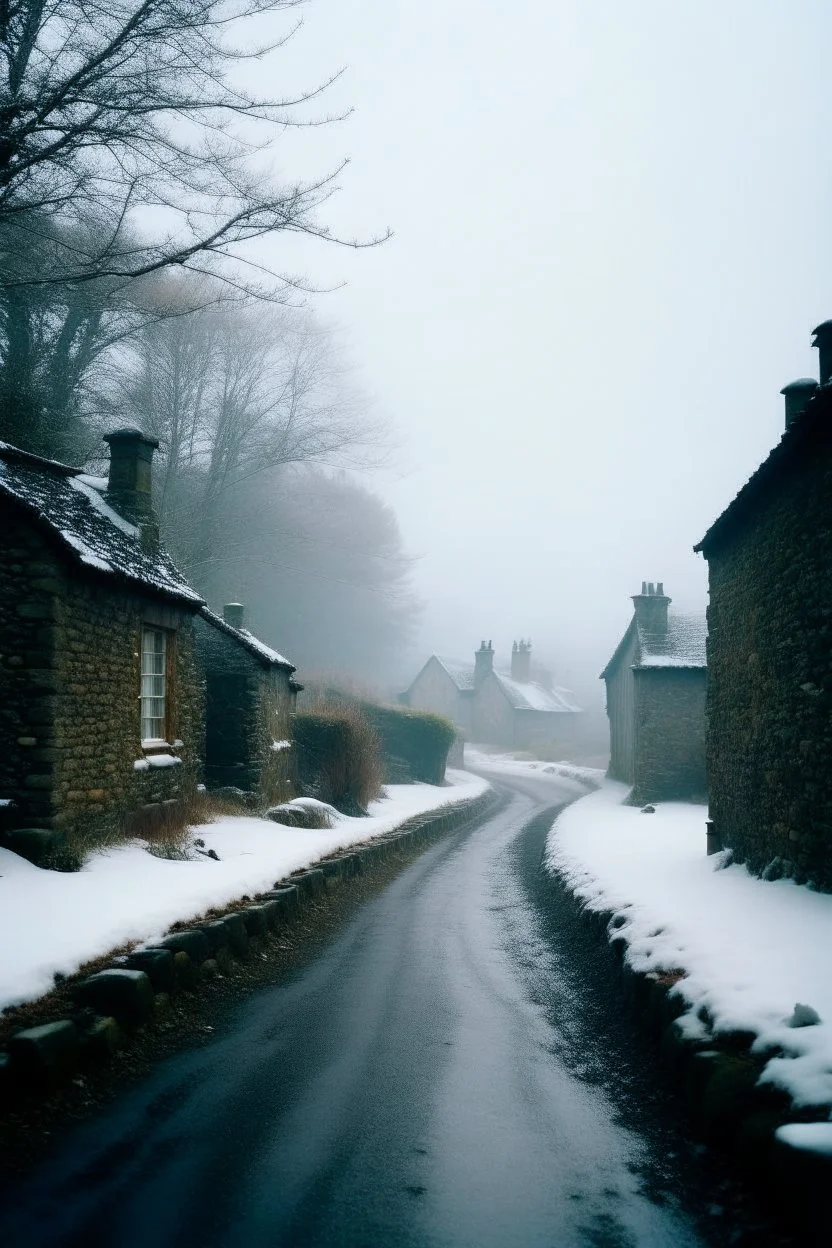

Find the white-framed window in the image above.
[{"left": 141, "top": 627, "right": 168, "bottom": 743}]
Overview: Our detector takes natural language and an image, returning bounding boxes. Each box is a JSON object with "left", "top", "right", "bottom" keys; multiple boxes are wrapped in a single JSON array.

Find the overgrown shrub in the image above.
[
  {"left": 360, "top": 703, "right": 456, "bottom": 785},
  {"left": 293, "top": 705, "right": 383, "bottom": 815}
]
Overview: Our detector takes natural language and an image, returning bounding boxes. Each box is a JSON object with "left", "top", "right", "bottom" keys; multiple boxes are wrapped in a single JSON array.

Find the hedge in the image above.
[
  {"left": 293, "top": 706, "right": 383, "bottom": 816},
  {"left": 359, "top": 703, "right": 456, "bottom": 786}
]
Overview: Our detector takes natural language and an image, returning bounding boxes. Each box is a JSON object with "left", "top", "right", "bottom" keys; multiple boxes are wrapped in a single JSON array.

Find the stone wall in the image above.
[
  {"left": 196, "top": 616, "right": 295, "bottom": 805},
  {"left": 472, "top": 674, "right": 515, "bottom": 746},
  {"left": 632, "top": 668, "right": 706, "bottom": 803},
  {"left": 406, "top": 658, "right": 471, "bottom": 736},
  {"left": 705, "top": 435, "right": 832, "bottom": 888},
  {"left": 0, "top": 504, "right": 203, "bottom": 847},
  {"left": 604, "top": 627, "right": 638, "bottom": 782}
]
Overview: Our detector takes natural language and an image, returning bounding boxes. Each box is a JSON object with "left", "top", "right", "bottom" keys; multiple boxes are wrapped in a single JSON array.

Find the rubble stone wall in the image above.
[
  {"left": 705, "top": 440, "right": 832, "bottom": 888},
  {"left": 632, "top": 668, "right": 707, "bottom": 803}
]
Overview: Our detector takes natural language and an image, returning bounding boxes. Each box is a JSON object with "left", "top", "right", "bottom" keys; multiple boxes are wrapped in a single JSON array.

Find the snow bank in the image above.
[
  {"left": 0, "top": 771, "right": 489, "bottom": 1013},
  {"left": 466, "top": 747, "right": 604, "bottom": 792},
  {"left": 546, "top": 783, "right": 832, "bottom": 1123}
]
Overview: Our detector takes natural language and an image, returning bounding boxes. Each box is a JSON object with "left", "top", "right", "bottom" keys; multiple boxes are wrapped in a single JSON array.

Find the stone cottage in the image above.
[
  {"left": 601, "top": 583, "right": 707, "bottom": 802},
  {"left": 0, "top": 430, "right": 299, "bottom": 854},
  {"left": 694, "top": 320, "right": 832, "bottom": 888},
  {"left": 0, "top": 431, "right": 205, "bottom": 850},
  {"left": 195, "top": 602, "right": 301, "bottom": 804},
  {"left": 403, "top": 640, "right": 580, "bottom": 749}
]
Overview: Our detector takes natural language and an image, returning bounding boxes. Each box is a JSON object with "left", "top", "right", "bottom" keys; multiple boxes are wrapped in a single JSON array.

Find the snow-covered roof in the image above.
[
  {"left": 495, "top": 673, "right": 581, "bottom": 713},
  {"left": 636, "top": 614, "right": 707, "bottom": 669},
  {"left": 0, "top": 442, "right": 202, "bottom": 606},
  {"left": 199, "top": 606, "right": 295, "bottom": 672},
  {"left": 434, "top": 656, "right": 477, "bottom": 691}
]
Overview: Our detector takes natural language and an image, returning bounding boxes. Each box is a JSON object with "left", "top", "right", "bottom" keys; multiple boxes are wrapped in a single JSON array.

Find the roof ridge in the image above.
[{"left": 0, "top": 440, "right": 81, "bottom": 476}]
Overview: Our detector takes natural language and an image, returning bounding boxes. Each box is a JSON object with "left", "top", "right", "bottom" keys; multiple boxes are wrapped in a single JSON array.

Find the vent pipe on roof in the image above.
[
  {"left": 223, "top": 603, "right": 244, "bottom": 629},
  {"left": 103, "top": 427, "right": 159, "bottom": 523},
  {"left": 780, "top": 379, "right": 818, "bottom": 430},
  {"left": 811, "top": 320, "right": 832, "bottom": 387}
]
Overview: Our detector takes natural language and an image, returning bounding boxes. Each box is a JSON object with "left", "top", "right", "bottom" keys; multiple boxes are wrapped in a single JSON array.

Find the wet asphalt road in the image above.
[{"left": 0, "top": 773, "right": 781, "bottom": 1248}]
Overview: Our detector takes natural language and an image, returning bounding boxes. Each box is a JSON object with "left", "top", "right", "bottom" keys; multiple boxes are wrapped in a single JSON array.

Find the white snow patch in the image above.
[
  {"left": 0, "top": 770, "right": 489, "bottom": 1011},
  {"left": 142, "top": 753, "right": 181, "bottom": 768},
  {"left": 775, "top": 1122, "right": 832, "bottom": 1157},
  {"left": 69, "top": 474, "right": 138, "bottom": 536},
  {"left": 58, "top": 529, "right": 112, "bottom": 572},
  {"left": 133, "top": 759, "right": 150, "bottom": 772},
  {"left": 75, "top": 474, "right": 108, "bottom": 491},
  {"left": 238, "top": 628, "right": 291, "bottom": 667},
  {"left": 466, "top": 747, "right": 604, "bottom": 792},
  {"left": 271, "top": 739, "right": 292, "bottom": 752},
  {"left": 546, "top": 782, "right": 832, "bottom": 1129}
]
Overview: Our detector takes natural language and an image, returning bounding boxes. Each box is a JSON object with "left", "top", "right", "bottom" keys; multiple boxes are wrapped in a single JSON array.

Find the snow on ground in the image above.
[
  {"left": 465, "top": 746, "right": 605, "bottom": 793},
  {"left": 546, "top": 781, "right": 832, "bottom": 1138},
  {"left": 0, "top": 771, "right": 489, "bottom": 1013}
]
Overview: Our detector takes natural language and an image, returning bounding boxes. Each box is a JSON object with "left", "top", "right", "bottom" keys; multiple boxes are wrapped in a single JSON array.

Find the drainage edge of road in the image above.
[
  {"left": 0, "top": 786, "right": 499, "bottom": 1110},
  {"left": 546, "top": 867, "right": 831, "bottom": 1236}
]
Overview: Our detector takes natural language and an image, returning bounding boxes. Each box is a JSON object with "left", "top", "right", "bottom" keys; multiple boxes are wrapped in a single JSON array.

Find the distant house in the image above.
[
  {"left": 694, "top": 321, "right": 832, "bottom": 888},
  {"left": 601, "top": 583, "right": 707, "bottom": 803},
  {"left": 195, "top": 603, "right": 301, "bottom": 804},
  {"left": 0, "top": 430, "right": 298, "bottom": 854},
  {"left": 402, "top": 640, "right": 580, "bottom": 749}
]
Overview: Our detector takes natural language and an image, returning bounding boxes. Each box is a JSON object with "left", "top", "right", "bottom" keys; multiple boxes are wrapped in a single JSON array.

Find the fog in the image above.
[{"left": 245, "top": 1, "right": 832, "bottom": 705}]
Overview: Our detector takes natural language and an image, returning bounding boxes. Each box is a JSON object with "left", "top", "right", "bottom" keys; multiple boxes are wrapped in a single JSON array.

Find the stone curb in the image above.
[
  {"left": 0, "top": 786, "right": 496, "bottom": 1103},
  {"left": 549, "top": 871, "right": 832, "bottom": 1233}
]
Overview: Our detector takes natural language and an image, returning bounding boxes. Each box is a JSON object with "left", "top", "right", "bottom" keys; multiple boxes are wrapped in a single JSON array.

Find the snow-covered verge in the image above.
[
  {"left": 546, "top": 782, "right": 832, "bottom": 1155},
  {"left": 0, "top": 771, "right": 489, "bottom": 1013},
  {"left": 465, "top": 746, "right": 605, "bottom": 792}
]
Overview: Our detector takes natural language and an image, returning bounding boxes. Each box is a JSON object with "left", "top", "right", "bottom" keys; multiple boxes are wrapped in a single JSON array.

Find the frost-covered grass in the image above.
[
  {"left": 546, "top": 782, "right": 832, "bottom": 1152},
  {"left": 0, "top": 771, "right": 489, "bottom": 1013}
]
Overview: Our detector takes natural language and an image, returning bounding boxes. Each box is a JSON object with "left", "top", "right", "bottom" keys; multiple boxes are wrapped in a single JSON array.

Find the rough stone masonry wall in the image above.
[
  {"left": 0, "top": 508, "right": 203, "bottom": 845},
  {"left": 197, "top": 618, "right": 295, "bottom": 804},
  {"left": 632, "top": 668, "right": 706, "bottom": 803},
  {"left": 706, "top": 440, "right": 832, "bottom": 889},
  {"left": 0, "top": 506, "right": 61, "bottom": 829},
  {"left": 52, "top": 577, "right": 203, "bottom": 848}
]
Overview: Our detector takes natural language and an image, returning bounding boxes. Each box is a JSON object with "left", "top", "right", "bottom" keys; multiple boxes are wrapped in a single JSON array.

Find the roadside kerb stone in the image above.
[
  {"left": 160, "top": 930, "right": 210, "bottom": 965},
  {"left": 291, "top": 869, "right": 326, "bottom": 899},
  {"left": 213, "top": 913, "right": 249, "bottom": 959},
  {"left": 80, "top": 1015, "right": 122, "bottom": 1061},
  {"left": 8, "top": 1020, "right": 79, "bottom": 1080},
  {"left": 172, "top": 951, "right": 197, "bottom": 989},
  {"left": 72, "top": 970, "right": 153, "bottom": 1026},
  {"left": 262, "top": 886, "right": 300, "bottom": 916},
  {"left": 199, "top": 922, "right": 231, "bottom": 956},
  {"left": 121, "top": 948, "right": 176, "bottom": 992},
  {"left": 241, "top": 906, "right": 269, "bottom": 937}
]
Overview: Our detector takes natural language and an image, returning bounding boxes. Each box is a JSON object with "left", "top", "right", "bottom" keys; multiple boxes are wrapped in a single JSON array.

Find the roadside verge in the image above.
[
  {"left": 0, "top": 777, "right": 495, "bottom": 1104},
  {"left": 544, "top": 782, "right": 832, "bottom": 1231}
]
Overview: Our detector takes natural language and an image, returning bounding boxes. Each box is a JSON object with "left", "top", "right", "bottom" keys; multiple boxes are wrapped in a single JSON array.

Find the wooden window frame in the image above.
[{"left": 140, "top": 625, "right": 174, "bottom": 747}]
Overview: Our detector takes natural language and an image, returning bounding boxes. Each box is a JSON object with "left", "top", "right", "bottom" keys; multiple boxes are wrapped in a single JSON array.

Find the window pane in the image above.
[{"left": 140, "top": 628, "right": 167, "bottom": 742}]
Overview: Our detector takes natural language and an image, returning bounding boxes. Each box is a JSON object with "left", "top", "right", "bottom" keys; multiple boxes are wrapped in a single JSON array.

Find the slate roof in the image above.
[
  {"left": 694, "top": 384, "right": 832, "bottom": 556},
  {"left": 0, "top": 441, "right": 202, "bottom": 606},
  {"left": 601, "top": 612, "right": 708, "bottom": 679},
  {"left": 434, "top": 656, "right": 477, "bottom": 692},
  {"left": 199, "top": 606, "right": 295, "bottom": 671},
  {"left": 495, "top": 674, "right": 580, "bottom": 713}
]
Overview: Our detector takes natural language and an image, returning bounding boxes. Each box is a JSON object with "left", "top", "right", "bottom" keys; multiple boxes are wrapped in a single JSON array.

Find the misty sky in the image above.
[{"left": 246, "top": 1, "right": 832, "bottom": 702}]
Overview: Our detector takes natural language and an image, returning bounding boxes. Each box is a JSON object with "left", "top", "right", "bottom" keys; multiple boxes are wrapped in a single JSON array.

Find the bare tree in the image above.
[
  {"left": 0, "top": 0, "right": 383, "bottom": 291},
  {"left": 106, "top": 295, "right": 385, "bottom": 573}
]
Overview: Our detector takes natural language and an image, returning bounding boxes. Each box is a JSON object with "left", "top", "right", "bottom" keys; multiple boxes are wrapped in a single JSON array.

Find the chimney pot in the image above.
[
  {"left": 223, "top": 603, "right": 244, "bottom": 630},
  {"left": 103, "top": 427, "right": 159, "bottom": 523},
  {"left": 812, "top": 320, "right": 832, "bottom": 387},
  {"left": 780, "top": 378, "right": 818, "bottom": 430},
  {"left": 511, "top": 638, "right": 532, "bottom": 683},
  {"left": 474, "top": 639, "right": 494, "bottom": 688},
  {"left": 632, "top": 581, "right": 671, "bottom": 634}
]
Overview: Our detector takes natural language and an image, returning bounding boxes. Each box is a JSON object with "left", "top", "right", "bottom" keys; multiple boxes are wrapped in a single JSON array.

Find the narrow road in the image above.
[{"left": 0, "top": 774, "right": 781, "bottom": 1247}]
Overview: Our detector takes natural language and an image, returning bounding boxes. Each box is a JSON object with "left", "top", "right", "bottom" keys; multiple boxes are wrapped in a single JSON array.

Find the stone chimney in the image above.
[
  {"left": 812, "top": 320, "right": 832, "bottom": 387},
  {"left": 103, "top": 427, "right": 159, "bottom": 523},
  {"left": 474, "top": 639, "right": 494, "bottom": 688},
  {"left": 780, "top": 379, "right": 818, "bottom": 429},
  {"left": 223, "top": 603, "right": 244, "bottom": 630},
  {"left": 511, "top": 639, "right": 531, "bottom": 683},
  {"left": 631, "top": 581, "right": 671, "bottom": 634}
]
